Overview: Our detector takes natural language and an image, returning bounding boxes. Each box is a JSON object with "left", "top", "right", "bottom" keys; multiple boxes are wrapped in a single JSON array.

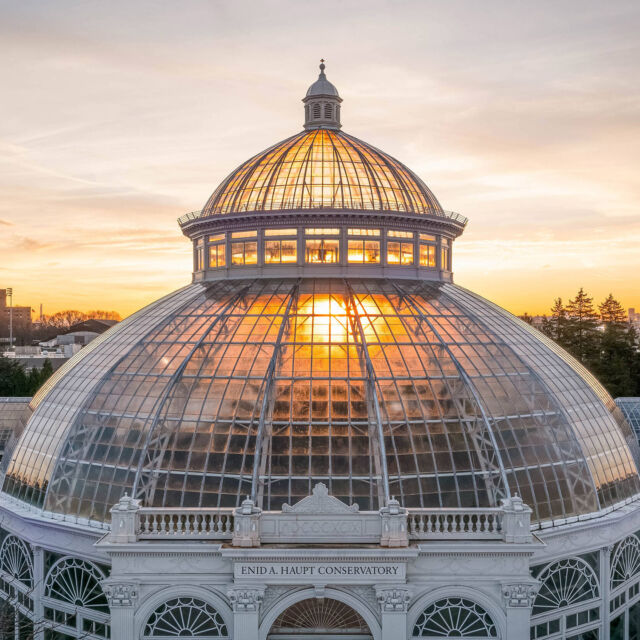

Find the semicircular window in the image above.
[
  {"left": 0, "top": 535, "right": 33, "bottom": 587},
  {"left": 611, "top": 535, "right": 640, "bottom": 589},
  {"left": 269, "top": 598, "right": 371, "bottom": 638},
  {"left": 533, "top": 558, "right": 599, "bottom": 615},
  {"left": 143, "top": 597, "right": 229, "bottom": 638},
  {"left": 44, "top": 557, "right": 109, "bottom": 613},
  {"left": 412, "top": 597, "right": 498, "bottom": 638}
]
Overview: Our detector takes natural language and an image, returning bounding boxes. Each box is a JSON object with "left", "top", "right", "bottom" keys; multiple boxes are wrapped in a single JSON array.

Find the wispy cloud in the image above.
[{"left": 1, "top": 0, "right": 639, "bottom": 314}]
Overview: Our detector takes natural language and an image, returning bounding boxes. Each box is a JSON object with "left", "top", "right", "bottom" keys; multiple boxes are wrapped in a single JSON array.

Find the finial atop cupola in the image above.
[{"left": 303, "top": 59, "right": 342, "bottom": 130}]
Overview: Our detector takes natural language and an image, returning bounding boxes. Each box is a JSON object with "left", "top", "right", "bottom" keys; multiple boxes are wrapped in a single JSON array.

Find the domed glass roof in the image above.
[
  {"left": 200, "top": 129, "right": 444, "bottom": 217},
  {"left": 3, "top": 278, "right": 638, "bottom": 526}
]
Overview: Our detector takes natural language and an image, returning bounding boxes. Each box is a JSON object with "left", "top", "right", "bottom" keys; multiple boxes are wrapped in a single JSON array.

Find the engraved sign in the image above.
[{"left": 235, "top": 562, "right": 405, "bottom": 584}]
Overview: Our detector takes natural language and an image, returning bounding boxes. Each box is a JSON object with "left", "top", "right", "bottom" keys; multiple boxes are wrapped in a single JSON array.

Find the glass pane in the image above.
[
  {"left": 244, "top": 242, "right": 257, "bottom": 265},
  {"left": 231, "top": 242, "right": 244, "bottom": 265},
  {"left": 364, "top": 241, "right": 380, "bottom": 263},
  {"left": 305, "top": 239, "right": 339, "bottom": 263},
  {"left": 265, "top": 228, "right": 297, "bottom": 236},
  {"left": 281, "top": 240, "right": 297, "bottom": 263},
  {"left": 401, "top": 242, "right": 414, "bottom": 265},
  {"left": 387, "top": 241, "right": 400, "bottom": 264},
  {"left": 265, "top": 240, "right": 281, "bottom": 264},
  {"left": 348, "top": 240, "right": 364, "bottom": 263},
  {"left": 420, "top": 243, "right": 436, "bottom": 267},
  {"left": 232, "top": 230, "right": 257, "bottom": 238}
]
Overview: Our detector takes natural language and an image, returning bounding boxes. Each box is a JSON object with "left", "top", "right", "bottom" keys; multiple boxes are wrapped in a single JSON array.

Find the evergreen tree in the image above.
[
  {"left": 599, "top": 293, "right": 627, "bottom": 325},
  {"left": 0, "top": 357, "right": 29, "bottom": 396},
  {"left": 594, "top": 296, "right": 637, "bottom": 397},
  {"left": 541, "top": 298, "right": 568, "bottom": 343},
  {"left": 565, "top": 288, "right": 601, "bottom": 366}
]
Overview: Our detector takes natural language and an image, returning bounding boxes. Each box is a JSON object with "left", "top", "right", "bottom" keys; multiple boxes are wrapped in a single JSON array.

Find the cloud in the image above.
[{"left": 0, "top": 218, "right": 13, "bottom": 226}]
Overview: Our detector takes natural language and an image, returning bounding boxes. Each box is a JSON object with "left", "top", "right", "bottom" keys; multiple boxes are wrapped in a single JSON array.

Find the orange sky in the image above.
[{"left": 1, "top": 1, "right": 639, "bottom": 318}]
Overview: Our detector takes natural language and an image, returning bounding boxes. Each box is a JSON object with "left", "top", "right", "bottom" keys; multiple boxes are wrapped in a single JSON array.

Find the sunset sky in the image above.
[{"left": 1, "top": 0, "right": 639, "bottom": 318}]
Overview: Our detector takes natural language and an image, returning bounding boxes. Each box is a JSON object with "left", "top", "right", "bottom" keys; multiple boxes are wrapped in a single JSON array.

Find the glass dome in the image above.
[
  {"left": 3, "top": 278, "right": 638, "bottom": 526},
  {"left": 200, "top": 129, "right": 444, "bottom": 217}
]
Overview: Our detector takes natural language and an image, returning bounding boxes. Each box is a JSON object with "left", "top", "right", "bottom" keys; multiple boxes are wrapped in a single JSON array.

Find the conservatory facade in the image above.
[{"left": 1, "top": 63, "right": 640, "bottom": 640}]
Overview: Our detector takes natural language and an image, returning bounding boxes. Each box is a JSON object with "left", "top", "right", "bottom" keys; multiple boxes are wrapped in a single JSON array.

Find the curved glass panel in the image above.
[
  {"left": 2, "top": 279, "right": 638, "bottom": 525},
  {"left": 201, "top": 130, "right": 444, "bottom": 216}
]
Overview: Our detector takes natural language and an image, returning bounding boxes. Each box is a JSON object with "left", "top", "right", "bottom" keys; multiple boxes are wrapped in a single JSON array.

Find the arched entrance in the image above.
[{"left": 267, "top": 597, "right": 373, "bottom": 639}]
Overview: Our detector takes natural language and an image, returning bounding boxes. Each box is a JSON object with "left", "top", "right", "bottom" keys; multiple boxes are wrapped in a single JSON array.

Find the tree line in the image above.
[
  {"left": 0, "top": 358, "right": 54, "bottom": 397},
  {"left": 521, "top": 288, "right": 640, "bottom": 398}
]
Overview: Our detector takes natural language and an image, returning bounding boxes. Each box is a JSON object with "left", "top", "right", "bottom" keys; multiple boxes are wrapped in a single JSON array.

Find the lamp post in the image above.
[{"left": 6, "top": 287, "right": 13, "bottom": 350}]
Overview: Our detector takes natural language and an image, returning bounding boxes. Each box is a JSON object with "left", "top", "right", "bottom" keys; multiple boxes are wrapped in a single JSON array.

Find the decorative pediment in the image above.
[{"left": 282, "top": 483, "right": 359, "bottom": 514}]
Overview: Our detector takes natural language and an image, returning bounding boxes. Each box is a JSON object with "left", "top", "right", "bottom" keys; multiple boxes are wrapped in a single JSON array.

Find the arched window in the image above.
[
  {"left": 0, "top": 535, "right": 33, "bottom": 587},
  {"left": 44, "top": 557, "right": 109, "bottom": 612},
  {"left": 533, "top": 558, "right": 599, "bottom": 615},
  {"left": 611, "top": 535, "right": 640, "bottom": 589},
  {"left": 269, "top": 598, "right": 371, "bottom": 638},
  {"left": 412, "top": 597, "right": 498, "bottom": 637},
  {"left": 324, "top": 103, "right": 333, "bottom": 119},
  {"left": 143, "top": 597, "right": 229, "bottom": 638},
  {"left": 313, "top": 103, "right": 321, "bottom": 119}
]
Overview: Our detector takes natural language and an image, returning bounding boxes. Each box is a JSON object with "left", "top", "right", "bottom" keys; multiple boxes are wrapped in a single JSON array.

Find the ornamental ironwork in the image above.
[
  {"left": 611, "top": 535, "right": 640, "bottom": 589},
  {"left": 0, "top": 535, "right": 33, "bottom": 587},
  {"left": 143, "top": 597, "right": 229, "bottom": 638},
  {"left": 412, "top": 597, "right": 498, "bottom": 637},
  {"left": 533, "top": 558, "right": 599, "bottom": 615},
  {"left": 270, "top": 598, "right": 371, "bottom": 636},
  {"left": 44, "top": 557, "right": 109, "bottom": 613}
]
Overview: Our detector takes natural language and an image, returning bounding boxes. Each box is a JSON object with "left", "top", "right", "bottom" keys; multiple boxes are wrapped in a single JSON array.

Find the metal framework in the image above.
[
  {"left": 3, "top": 278, "right": 639, "bottom": 524},
  {"left": 143, "top": 597, "right": 229, "bottom": 638},
  {"left": 200, "top": 129, "right": 444, "bottom": 217},
  {"left": 412, "top": 597, "right": 498, "bottom": 638}
]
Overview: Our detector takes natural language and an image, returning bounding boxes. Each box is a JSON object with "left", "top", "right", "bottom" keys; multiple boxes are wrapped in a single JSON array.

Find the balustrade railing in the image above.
[
  {"left": 407, "top": 508, "right": 503, "bottom": 540},
  {"left": 108, "top": 492, "right": 530, "bottom": 547},
  {"left": 136, "top": 508, "right": 235, "bottom": 540}
]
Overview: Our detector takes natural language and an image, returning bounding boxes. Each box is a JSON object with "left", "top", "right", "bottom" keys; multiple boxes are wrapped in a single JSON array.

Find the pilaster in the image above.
[
  {"left": 376, "top": 586, "right": 410, "bottom": 640},
  {"left": 30, "top": 545, "right": 44, "bottom": 640},
  {"left": 103, "top": 582, "right": 138, "bottom": 640},
  {"left": 228, "top": 586, "right": 264, "bottom": 640},
  {"left": 601, "top": 545, "right": 613, "bottom": 636},
  {"left": 502, "top": 582, "right": 539, "bottom": 640}
]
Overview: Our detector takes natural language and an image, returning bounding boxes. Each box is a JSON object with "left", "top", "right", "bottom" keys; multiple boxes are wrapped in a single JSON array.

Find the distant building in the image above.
[
  {"left": 1, "top": 318, "right": 119, "bottom": 370},
  {"left": 0, "top": 289, "right": 32, "bottom": 344}
]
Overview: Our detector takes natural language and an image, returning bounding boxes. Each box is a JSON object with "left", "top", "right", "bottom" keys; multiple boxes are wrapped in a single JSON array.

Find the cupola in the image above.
[{"left": 303, "top": 60, "right": 342, "bottom": 130}]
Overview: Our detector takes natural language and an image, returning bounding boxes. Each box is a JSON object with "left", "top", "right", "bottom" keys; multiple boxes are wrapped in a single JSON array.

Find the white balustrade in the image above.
[
  {"left": 108, "top": 490, "right": 531, "bottom": 545},
  {"left": 407, "top": 508, "right": 503, "bottom": 540},
  {"left": 136, "top": 508, "right": 235, "bottom": 539}
]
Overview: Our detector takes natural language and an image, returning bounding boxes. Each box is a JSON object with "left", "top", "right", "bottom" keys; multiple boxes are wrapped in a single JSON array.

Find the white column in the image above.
[
  {"left": 103, "top": 583, "right": 138, "bottom": 640},
  {"left": 376, "top": 586, "right": 410, "bottom": 640},
  {"left": 30, "top": 545, "right": 44, "bottom": 640},
  {"left": 502, "top": 583, "right": 539, "bottom": 640},
  {"left": 228, "top": 587, "right": 264, "bottom": 640},
  {"left": 601, "top": 545, "right": 612, "bottom": 637}
]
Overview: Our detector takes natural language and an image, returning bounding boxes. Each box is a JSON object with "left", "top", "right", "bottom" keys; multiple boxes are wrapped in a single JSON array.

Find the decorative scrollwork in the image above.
[
  {"left": 0, "top": 536, "right": 33, "bottom": 587},
  {"left": 533, "top": 558, "right": 598, "bottom": 615},
  {"left": 44, "top": 557, "right": 109, "bottom": 613},
  {"left": 611, "top": 535, "right": 640, "bottom": 589},
  {"left": 143, "top": 597, "right": 229, "bottom": 638},
  {"left": 412, "top": 597, "right": 498, "bottom": 637},
  {"left": 270, "top": 598, "right": 370, "bottom": 634}
]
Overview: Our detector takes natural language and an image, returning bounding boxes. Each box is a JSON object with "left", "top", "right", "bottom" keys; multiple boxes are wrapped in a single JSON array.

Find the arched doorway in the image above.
[{"left": 267, "top": 598, "right": 373, "bottom": 639}]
